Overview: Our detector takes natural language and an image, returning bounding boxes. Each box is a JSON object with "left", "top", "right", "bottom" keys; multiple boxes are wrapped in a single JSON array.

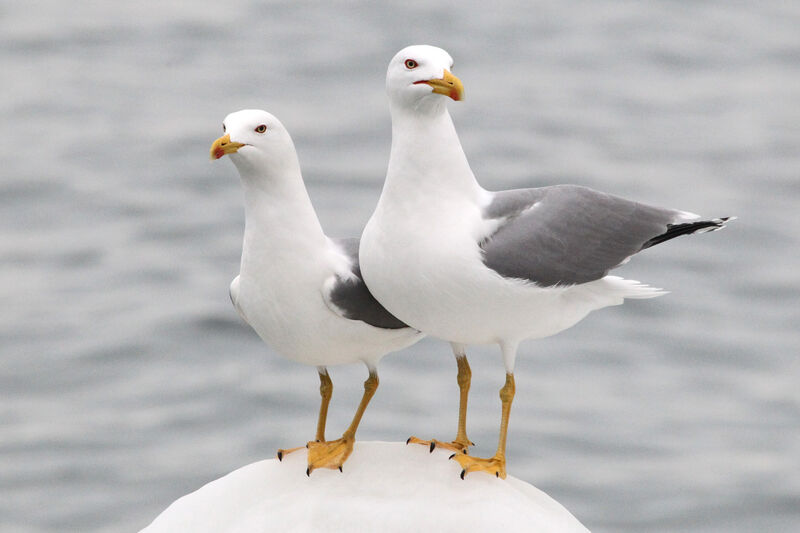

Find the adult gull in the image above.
[
  {"left": 211, "top": 109, "right": 423, "bottom": 474},
  {"left": 359, "top": 45, "right": 732, "bottom": 479}
]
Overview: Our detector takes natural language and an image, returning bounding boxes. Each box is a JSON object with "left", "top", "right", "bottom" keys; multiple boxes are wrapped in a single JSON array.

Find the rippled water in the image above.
[{"left": 2, "top": 1, "right": 799, "bottom": 531}]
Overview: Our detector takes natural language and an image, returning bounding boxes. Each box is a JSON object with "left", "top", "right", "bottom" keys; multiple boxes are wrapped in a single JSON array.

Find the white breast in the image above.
[
  {"left": 236, "top": 237, "right": 419, "bottom": 367},
  {"left": 361, "top": 194, "right": 645, "bottom": 347}
]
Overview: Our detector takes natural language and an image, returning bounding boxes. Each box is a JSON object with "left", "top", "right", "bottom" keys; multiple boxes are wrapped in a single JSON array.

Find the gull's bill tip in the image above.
[
  {"left": 415, "top": 69, "right": 464, "bottom": 101},
  {"left": 210, "top": 134, "right": 244, "bottom": 160}
]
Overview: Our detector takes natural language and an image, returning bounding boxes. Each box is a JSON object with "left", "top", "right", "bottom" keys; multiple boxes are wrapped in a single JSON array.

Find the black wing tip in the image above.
[
  {"left": 689, "top": 215, "right": 736, "bottom": 233},
  {"left": 642, "top": 216, "right": 734, "bottom": 250}
]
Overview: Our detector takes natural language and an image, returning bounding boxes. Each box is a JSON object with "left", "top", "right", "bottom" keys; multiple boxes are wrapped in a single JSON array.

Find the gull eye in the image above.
[
  {"left": 404, "top": 59, "right": 418, "bottom": 69},
  {"left": 254, "top": 124, "right": 267, "bottom": 133}
]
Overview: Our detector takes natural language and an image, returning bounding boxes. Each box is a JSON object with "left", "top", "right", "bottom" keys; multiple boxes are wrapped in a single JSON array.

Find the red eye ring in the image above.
[
  {"left": 404, "top": 59, "right": 418, "bottom": 69},
  {"left": 254, "top": 124, "right": 267, "bottom": 133}
]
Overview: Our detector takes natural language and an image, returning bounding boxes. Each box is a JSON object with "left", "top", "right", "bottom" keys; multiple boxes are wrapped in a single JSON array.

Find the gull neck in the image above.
[
  {"left": 234, "top": 153, "right": 326, "bottom": 249},
  {"left": 384, "top": 102, "right": 484, "bottom": 204}
]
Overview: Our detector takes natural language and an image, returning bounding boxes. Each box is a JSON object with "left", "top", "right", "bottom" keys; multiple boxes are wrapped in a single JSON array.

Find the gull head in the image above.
[
  {"left": 386, "top": 45, "right": 464, "bottom": 111},
  {"left": 210, "top": 109, "right": 297, "bottom": 177}
]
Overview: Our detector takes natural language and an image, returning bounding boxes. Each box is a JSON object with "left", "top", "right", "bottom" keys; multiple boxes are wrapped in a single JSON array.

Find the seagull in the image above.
[
  {"left": 210, "top": 109, "right": 423, "bottom": 475},
  {"left": 359, "top": 45, "right": 733, "bottom": 479}
]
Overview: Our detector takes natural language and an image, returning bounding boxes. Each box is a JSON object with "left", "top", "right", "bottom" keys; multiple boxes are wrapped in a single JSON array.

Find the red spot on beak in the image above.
[
  {"left": 213, "top": 147, "right": 225, "bottom": 159},
  {"left": 450, "top": 89, "right": 461, "bottom": 101}
]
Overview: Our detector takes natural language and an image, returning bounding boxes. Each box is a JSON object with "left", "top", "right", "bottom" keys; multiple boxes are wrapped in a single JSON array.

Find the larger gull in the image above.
[
  {"left": 360, "top": 45, "right": 732, "bottom": 479},
  {"left": 210, "top": 109, "right": 423, "bottom": 474}
]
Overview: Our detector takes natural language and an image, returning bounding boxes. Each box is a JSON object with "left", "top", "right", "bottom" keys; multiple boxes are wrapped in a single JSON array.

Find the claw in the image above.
[
  {"left": 306, "top": 467, "right": 311, "bottom": 477},
  {"left": 305, "top": 436, "right": 355, "bottom": 474},
  {"left": 429, "top": 442, "right": 436, "bottom": 453},
  {"left": 450, "top": 452, "right": 507, "bottom": 479},
  {"left": 449, "top": 453, "right": 456, "bottom": 460},
  {"left": 406, "top": 437, "right": 411, "bottom": 445},
  {"left": 277, "top": 451, "right": 283, "bottom": 461}
]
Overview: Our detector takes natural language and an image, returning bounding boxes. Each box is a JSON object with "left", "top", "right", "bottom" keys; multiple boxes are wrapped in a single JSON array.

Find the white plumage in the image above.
[
  {"left": 212, "top": 109, "right": 422, "bottom": 473},
  {"left": 360, "top": 45, "right": 731, "bottom": 478}
]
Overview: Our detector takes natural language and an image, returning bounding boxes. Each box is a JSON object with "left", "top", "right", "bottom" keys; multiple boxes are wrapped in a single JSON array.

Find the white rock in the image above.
[{"left": 141, "top": 441, "right": 590, "bottom": 533}]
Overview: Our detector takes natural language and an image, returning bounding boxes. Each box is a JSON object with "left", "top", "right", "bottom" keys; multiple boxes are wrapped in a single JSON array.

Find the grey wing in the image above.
[
  {"left": 324, "top": 238, "right": 410, "bottom": 330},
  {"left": 481, "top": 185, "right": 728, "bottom": 286}
]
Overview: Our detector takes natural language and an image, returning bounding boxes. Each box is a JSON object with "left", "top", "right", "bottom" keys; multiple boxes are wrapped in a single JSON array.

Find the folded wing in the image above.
[
  {"left": 323, "top": 238, "right": 410, "bottom": 329},
  {"left": 481, "top": 185, "right": 730, "bottom": 287}
]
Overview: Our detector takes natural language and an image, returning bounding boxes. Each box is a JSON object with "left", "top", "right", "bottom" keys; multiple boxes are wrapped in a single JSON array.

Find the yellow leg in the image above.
[
  {"left": 314, "top": 370, "right": 333, "bottom": 442},
  {"left": 451, "top": 373, "right": 515, "bottom": 479},
  {"left": 277, "top": 368, "right": 332, "bottom": 461},
  {"left": 452, "top": 354, "right": 474, "bottom": 448},
  {"left": 408, "top": 351, "right": 474, "bottom": 453},
  {"left": 306, "top": 370, "right": 379, "bottom": 475}
]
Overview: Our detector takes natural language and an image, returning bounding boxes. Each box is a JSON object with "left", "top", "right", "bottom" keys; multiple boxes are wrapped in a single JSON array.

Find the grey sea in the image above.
[{"left": 2, "top": 1, "right": 798, "bottom": 531}]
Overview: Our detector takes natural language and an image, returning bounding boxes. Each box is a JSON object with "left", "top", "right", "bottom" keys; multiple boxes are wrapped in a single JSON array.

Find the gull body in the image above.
[
  {"left": 212, "top": 109, "right": 423, "bottom": 473},
  {"left": 360, "top": 45, "right": 731, "bottom": 477}
]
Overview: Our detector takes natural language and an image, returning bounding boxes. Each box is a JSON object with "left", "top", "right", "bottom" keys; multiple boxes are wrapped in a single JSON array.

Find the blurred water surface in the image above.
[{"left": 1, "top": 1, "right": 799, "bottom": 532}]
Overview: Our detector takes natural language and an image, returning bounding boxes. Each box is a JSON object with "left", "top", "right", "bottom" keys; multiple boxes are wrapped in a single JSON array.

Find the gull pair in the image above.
[{"left": 211, "top": 45, "right": 731, "bottom": 479}]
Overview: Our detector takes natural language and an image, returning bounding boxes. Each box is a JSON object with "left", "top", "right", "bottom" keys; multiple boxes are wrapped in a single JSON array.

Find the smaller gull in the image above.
[
  {"left": 360, "top": 45, "right": 733, "bottom": 479},
  {"left": 210, "top": 109, "right": 423, "bottom": 474}
]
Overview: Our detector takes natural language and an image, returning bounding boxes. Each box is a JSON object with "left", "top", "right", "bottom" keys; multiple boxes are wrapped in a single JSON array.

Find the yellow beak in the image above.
[
  {"left": 210, "top": 134, "right": 245, "bottom": 160},
  {"left": 417, "top": 69, "right": 464, "bottom": 101}
]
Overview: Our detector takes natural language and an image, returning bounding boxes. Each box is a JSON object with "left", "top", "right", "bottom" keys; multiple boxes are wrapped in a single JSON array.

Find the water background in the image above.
[{"left": 2, "top": 1, "right": 799, "bottom": 531}]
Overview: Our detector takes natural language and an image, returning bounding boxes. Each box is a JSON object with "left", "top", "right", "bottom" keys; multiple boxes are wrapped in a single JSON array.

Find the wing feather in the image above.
[
  {"left": 481, "top": 185, "right": 727, "bottom": 286},
  {"left": 322, "top": 238, "right": 409, "bottom": 330}
]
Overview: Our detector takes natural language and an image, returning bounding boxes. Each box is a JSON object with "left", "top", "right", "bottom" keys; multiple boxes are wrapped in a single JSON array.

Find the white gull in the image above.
[
  {"left": 359, "top": 45, "right": 732, "bottom": 479},
  {"left": 211, "top": 109, "right": 423, "bottom": 474}
]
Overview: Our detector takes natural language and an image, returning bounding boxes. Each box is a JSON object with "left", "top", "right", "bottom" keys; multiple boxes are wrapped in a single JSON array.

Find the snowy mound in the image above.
[{"left": 141, "top": 441, "right": 589, "bottom": 533}]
